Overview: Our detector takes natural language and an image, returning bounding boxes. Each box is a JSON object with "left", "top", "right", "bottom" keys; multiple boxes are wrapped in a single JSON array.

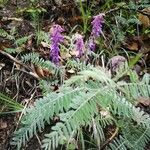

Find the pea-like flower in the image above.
[
  {"left": 74, "top": 33, "right": 85, "bottom": 57},
  {"left": 88, "top": 13, "right": 105, "bottom": 51},
  {"left": 88, "top": 37, "right": 96, "bottom": 51},
  {"left": 50, "top": 24, "right": 64, "bottom": 64},
  {"left": 91, "top": 13, "right": 105, "bottom": 38}
]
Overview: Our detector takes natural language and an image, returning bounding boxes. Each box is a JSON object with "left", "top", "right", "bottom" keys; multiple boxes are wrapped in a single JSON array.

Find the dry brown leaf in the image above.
[
  {"left": 35, "top": 66, "right": 53, "bottom": 78},
  {"left": 100, "top": 109, "right": 110, "bottom": 118},
  {"left": 26, "top": 38, "right": 33, "bottom": 49},
  {"left": 138, "top": 7, "right": 150, "bottom": 27},
  {"left": 35, "top": 66, "right": 45, "bottom": 77},
  {"left": 43, "top": 68, "right": 53, "bottom": 77},
  {"left": 136, "top": 97, "right": 150, "bottom": 106},
  {"left": 126, "top": 42, "right": 139, "bottom": 51},
  {"left": 67, "top": 69, "right": 75, "bottom": 74},
  {"left": 41, "top": 41, "right": 50, "bottom": 48},
  {"left": 0, "top": 120, "right": 7, "bottom": 129},
  {"left": 60, "top": 51, "right": 71, "bottom": 59}
]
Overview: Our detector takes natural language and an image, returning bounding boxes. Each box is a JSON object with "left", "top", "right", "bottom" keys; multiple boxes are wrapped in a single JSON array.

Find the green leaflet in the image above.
[{"left": 12, "top": 64, "right": 150, "bottom": 150}]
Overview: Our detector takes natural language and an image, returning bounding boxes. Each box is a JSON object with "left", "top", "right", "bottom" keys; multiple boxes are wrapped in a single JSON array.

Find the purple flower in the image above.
[
  {"left": 50, "top": 24, "right": 64, "bottom": 64},
  {"left": 88, "top": 37, "right": 96, "bottom": 51},
  {"left": 50, "top": 43, "right": 59, "bottom": 64},
  {"left": 91, "top": 13, "right": 104, "bottom": 38},
  {"left": 74, "top": 33, "right": 85, "bottom": 57}
]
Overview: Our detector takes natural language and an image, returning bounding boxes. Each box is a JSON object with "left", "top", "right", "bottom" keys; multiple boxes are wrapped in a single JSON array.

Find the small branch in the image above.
[
  {"left": 105, "top": 7, "right": 120, "bottom": 15},
  {"left": 35, "top": 134, "right": 42, "bottom": 147},
  {"left": 0, "top": 50, "right": 30, "bottom": 71},
  {"left": 15, "top": 68, "right": 40, "bottom": 79},
  {"left": 2, "top": 17, "right": 23, "bottom": 22},
  {"left": 15, "top": 91, "right": 36, "bottom": 130},
  {"left": 0, "top": 50, "right": 39, "bottom": 79},
  {"left": 104, "top": 6, "right": 150, "bottom": 17}
]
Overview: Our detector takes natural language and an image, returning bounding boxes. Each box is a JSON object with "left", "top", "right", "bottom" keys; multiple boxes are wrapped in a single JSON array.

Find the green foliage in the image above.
[
  {"left": 0, "top": 92, "right": 23, "bottom": 114},
  {"left": 11, "top": 64, "right": 150, "bottom": 149},
  {"left": 0, "top": 0, "right": 8, "bottom": 6},
  {"left": 0, "top": 28, "right": 14, "bottom": 40},
  {"left": 108, "top": 126, "right": 150, "bottom": 150},
  {"left": 39, "top": 79, "right": 59, "bottom": 95},
  {"left": 4, "top": 35, "right": 32, "bottom": 54},
  {"left": 36, "top": 30, "right": 50, "bottom": 45},
  {"left": 4, "top": 48, "right": 22, "bottom": 54},
  {"left": 17, "top": 2, "right": 47, "bottom": 45},
  {"left": 21, "top": 52, "right": 65, "bottom": 83},
  {"left": 100, "top": 0, "right": 150, "bottom": 55},
  {"left": 15, "top": 35, "right": 33, "bottom": 46},
  {"left": 78, "top": 0, "right": 91, "bottom": 34},
  {"left": 66, "top": 59, "right": 93, "bottom": 72},
  {"left": 11, "top": 87, "right": 82, "bottom": 148}
]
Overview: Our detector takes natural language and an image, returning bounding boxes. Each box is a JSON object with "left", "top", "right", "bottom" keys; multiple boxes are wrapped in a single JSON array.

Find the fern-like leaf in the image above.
[{"left": 11, "top": 87, "right": 82, "bottom": 149}]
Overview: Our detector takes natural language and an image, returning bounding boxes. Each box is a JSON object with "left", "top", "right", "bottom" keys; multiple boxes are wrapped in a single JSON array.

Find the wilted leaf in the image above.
[
  {"left": 138, "top": 7, "right": 150, "bottom": 27},
  {"left": 60, "top": 51, "right": 71, "bottom": 59},
  {"left": 136, "top": 97, "right": 150, "bottom": 107},
  {"left": 67, "top": 69, "right": 75, "bottom": 74},
  {"left": 100, "top": 109, "right": 110, "bottom": 118},
  {"left": 35, "top": 66, "right": 45, "bottom": 77},
  {"left": 0, "top": 120, "right": 7, "bottom": 129},
  {"left": 41, "top": 41, "right": 50, "bottom": 48},
  {"left": 35, "top": 66, "right": 52, "bottom": 78},
  {"left": 126, "top": 41, "right": 139, "bottom": 51}
]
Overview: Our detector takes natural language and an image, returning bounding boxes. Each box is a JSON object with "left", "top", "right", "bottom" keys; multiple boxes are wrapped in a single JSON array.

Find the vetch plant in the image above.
[
  {"left": 88, "top": 37, "right": 96, "bottom": 51},
  {"left": 50, "top": 24, "right": 64, "bottom": 64},
  {"left": 12, "top": 63, "right": 150, "bottom": 150},
  {"left": 91, "top": 13, "right": 105, "bottom": 38},
  {"left": 88, "top": 13, "right": 105, "bottom": 51},
  {"left": 10, "top": 7, "right": 150, "bottom": 149},
  {"left": 74, "top": 33, "right": 85, "bottom": 57}
]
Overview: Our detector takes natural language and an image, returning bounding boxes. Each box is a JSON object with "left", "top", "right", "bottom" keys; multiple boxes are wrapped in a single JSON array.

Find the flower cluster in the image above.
[
  {"left": 49, "top": 14, "right": 105, "bottom": 62},
  {"left": 88, "top": 37, "right": 96, "bottom": 51},
  {"left": 74, "top": 33, "right": 85, "bottom": 57},
  {"left": 91, "top": 13, "right": 104, "bottom": 38},
  {"left": 50, "top": 24, "right": 64, "bottom": 64},
  {"left": 89, "top": 13, "right": 105, "bottom": 51}
]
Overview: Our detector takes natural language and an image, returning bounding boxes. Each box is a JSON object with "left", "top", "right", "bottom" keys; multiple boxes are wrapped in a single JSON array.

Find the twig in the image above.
[
  {"left": 2, "top": 17, "right": 23, "bottom": 22},
  {"left": 15, "top": 91, "right": 36, "bottom": 130},
  {"left": 105, "top": 7, "right": 120, "bottom": 15},
  {"left": 104, "top": 6, "right": 150, "bottom": 17},
  {"left": 100, "top": 127, "right": 119, "bottom": 150},
  {"left": 0, "top": 50, "right": 39, "bottom": 79},
  {"left": 35, "top": 134, "right": 42, "bottom": 147},
  {"left": 15, "top": 68, "right": 40, "bottom": 79},
  {"left": 0, "top": 50, "right": 30, "bottom": 71}
]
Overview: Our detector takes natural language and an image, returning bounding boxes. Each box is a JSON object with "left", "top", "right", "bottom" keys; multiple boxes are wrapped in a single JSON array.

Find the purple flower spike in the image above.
[
  {"left": 50, "top": 24, "right": 64, "bottom": 64},
  {"left": 74, "top": 33, "right": 85, "bottom": 57},
  {"left": 88, "top": 37, "right": 96, "bottom": 51},
  {"left": 91, "top": 13, "right": 105, "bottom": 38}
]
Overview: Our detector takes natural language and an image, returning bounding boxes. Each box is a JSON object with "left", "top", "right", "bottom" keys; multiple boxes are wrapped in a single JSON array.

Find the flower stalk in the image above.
[
  {"left": 74, "top": 33, "right": 85, "bottom": 57},
  {"left": 50, "top": 24, "right": 64, "bottom": 64},
  {"left": 89, "top": 13, "right": 105, "bottom": 51}
]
